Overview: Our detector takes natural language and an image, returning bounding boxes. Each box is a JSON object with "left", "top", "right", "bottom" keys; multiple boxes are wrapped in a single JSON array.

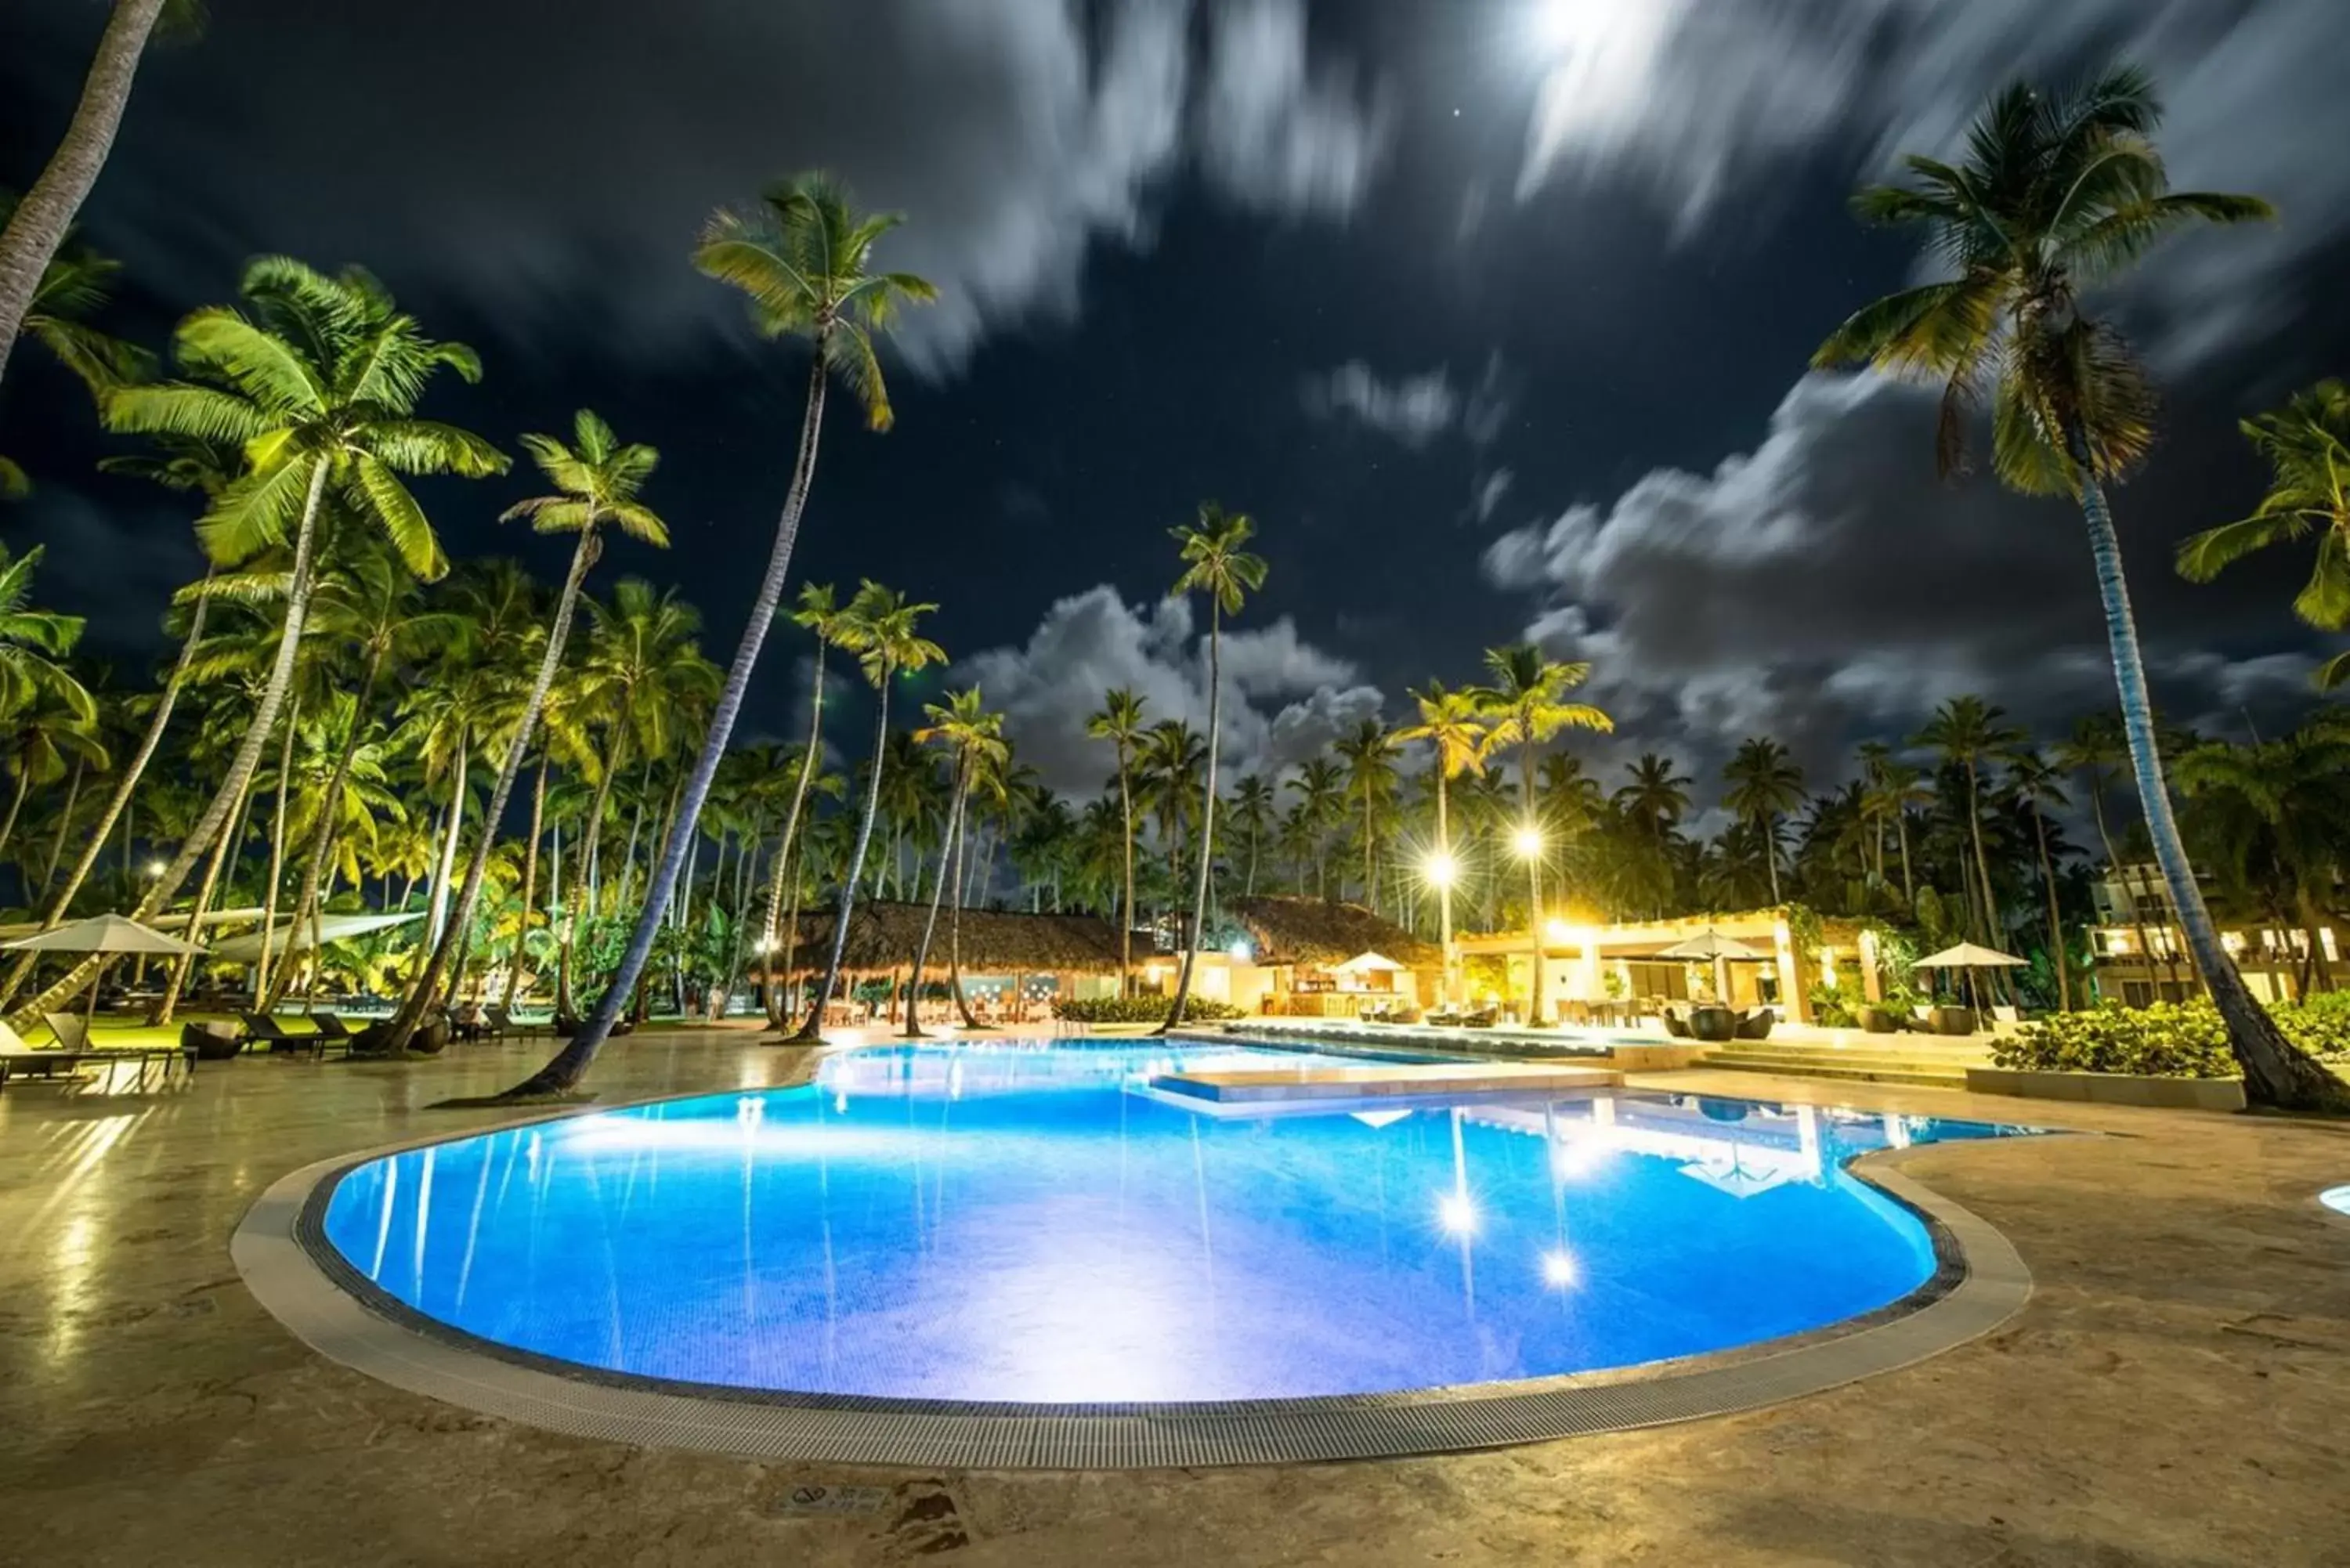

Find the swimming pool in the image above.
[{"left": 313, "top": 1039, "right": 2037, "bottom": 1406}]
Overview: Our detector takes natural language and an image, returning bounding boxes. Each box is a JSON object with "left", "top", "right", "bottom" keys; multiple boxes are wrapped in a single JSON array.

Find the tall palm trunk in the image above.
[
  {"left": 254, "top": 690, "right": 301, "bottom": 998},
  {"left": 271, "top": 649, "right": 388, "bottom": 1008},
  {"left": 1965, "top": 768, "right": 1998, "bottom": 948},
  {"left": 794, "top": 675, "right": 892, "bottom": 1042},
  {"left": 511, "top": 349, "right": 832, "bottom": 1095},
  {"left": 501, "top": 751, "right": 551, "bottom": 1010},
  {"left": 1763, "top": 812, "right": 1782, "bottom": 906},
  {"left": 1896, "top": 812, "right": 1915, "bottom": 909},
  {"left": 17, "top": 567, "right": 209, "bottom": 988},
  {"left": 904, "top": 757, "right": 967, "bottom": 1038},
  {"left": 0, "top": 0, "right": 167, "bottom": 392},
  {"left": 945, "top": 792, "right": 982, "bottom": 1030},
  {"left": 11, "top": 461, "right": 331, "bottom": 1031},
  {"left": 154, "top": 777, "right": 248, "bottom": 1024},
  {"left": 1437, "top": 777, "right": 1457, "bottom": 1003},
  {"left": 557, "top": 743, "right": 621, "bottom": 1017},
  {"left": 0, "top": 770, "right": 31, "bottom": 867},
  {"left": 1521, "top": 751, "right": 1546, "bottom": 1025},
  {"left": 38, "top": 760, "right": 83, "bottom": 900},
  {"left": 2070, "top": 441, "right": 2340, "bottom": 1109},
  {"left": 2030, "top": 804, "right": 2071, "bottom": 1010},
  {"left": 1159, "top": 605, "right": 1223, "bottom": 1035},
  {"left": 425, "top": 735, "right": 468, "bottom": 949},
  {"left": 1115, "top": 748, "right": 1135, "bottom": 996},
  {"left": 391, "top": 531, "right": 596, "bottom": 1049},
  {"left": 760, "top": 643, "right": 829, "bottom": 1026}
]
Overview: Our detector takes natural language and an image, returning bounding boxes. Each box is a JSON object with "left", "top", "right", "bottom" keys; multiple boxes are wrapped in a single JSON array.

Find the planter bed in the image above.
[{"left": 1964, "top": 1066, "right": 2245, "bottom": 1113}]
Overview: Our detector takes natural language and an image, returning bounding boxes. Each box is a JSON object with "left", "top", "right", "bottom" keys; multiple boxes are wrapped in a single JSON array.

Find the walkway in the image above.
[{"left": 3, "top": 1032, "right": 2346, "bottom": 1566}]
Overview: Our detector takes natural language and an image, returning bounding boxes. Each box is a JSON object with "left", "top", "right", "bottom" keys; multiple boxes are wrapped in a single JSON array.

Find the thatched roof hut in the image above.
[
  {"left": 755, "top": 901, "right": 1125, "bottom": 977},
  {"left": 1228, "top": 896, "right": 1440, "bottom": 968}
]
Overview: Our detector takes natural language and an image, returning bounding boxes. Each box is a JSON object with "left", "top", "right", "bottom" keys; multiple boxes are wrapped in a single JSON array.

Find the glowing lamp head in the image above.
[
  {"left": 1424, "top": 851, "right": 1459, "bottom": 889},
  {"left": 1513, "top": 823, "right": 1543, "bottom": 858},
  {"left": 1541, "top": 1248, "right": 1579, "bottom": 1288},
  {"left": 1227, "top": 938, "right": 1253, "bottom": 962},
  {"left": 144, "top": 859, "right": 166, "bottom": 878},
  {"left": 1543, "top": 917, "right": 1573, "bottom": 946},
  {"left": 1437, "top": 1192, "right": 1478, "bottom": 1235}
]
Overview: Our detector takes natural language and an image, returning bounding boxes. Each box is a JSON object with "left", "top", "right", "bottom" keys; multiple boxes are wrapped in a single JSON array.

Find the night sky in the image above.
[{"left": 4, "top": 0, "right": 2346, "bottom": 804}]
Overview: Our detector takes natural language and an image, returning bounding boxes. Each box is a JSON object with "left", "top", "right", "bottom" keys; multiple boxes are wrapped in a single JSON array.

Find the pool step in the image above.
[{"left": 1696, "top": 1042, "right": 1982, "bottom": 1088}]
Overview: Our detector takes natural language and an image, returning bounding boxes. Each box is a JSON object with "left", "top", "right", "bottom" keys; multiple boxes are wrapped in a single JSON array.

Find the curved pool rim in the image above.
[{"left": 233, "top": 1084, "right": 2037, "bottom": 1468}]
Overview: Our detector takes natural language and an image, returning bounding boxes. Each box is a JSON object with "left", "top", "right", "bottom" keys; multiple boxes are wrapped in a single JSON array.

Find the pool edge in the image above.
[{"left": 232, "top": 1104, "right": 2035, "bottom": 1470}]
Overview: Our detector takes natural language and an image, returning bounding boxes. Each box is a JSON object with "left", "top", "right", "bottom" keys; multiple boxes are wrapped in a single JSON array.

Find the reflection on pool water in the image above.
[{"left": 318, "top": 1040, "right": 2041, "bottom": 1404}]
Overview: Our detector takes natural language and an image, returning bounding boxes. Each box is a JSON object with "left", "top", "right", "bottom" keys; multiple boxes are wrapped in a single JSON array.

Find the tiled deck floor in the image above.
[{"left": 4, "top": 1032, "right": 2348, "bottom": 1566}]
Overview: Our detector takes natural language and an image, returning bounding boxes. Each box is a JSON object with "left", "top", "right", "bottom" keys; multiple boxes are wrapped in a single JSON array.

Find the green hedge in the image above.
[
  {"left": 1051, "top": 995, "right": 1245, "bottom": 1024},
  {"left": 1994, "top": 994, "right": 2350, "bottom": 1078}
]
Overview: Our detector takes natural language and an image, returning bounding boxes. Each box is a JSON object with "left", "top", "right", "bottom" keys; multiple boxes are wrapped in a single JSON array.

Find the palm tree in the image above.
[
  {"left": 2174, "top": 730, "right": 2350, "bottom": 997},
  {"left": 1086, "top": 687, "right": 1148, "bottom": 995},
  {"left": 905, "top": 688, "right": 1007, "bottom": 1035},
  {"left": 0, "top": 544, "right": 96, "bottom": 731},
  {"left": 2007, "top": 749, "right": 2077, "bottom": 1009},
  {"left": 1721, "top": 737, "right": 1805, "bottom": 907},
  {"left": 1856, "top": 740, "right": 1930, "bottom": 907},
  {"left": 1813, "top": 67, "right": 2332, "bottom": 1105},
  {"left": 14, "top": 260, "right": 502, "bottom": 1029},
  {"left": 0, "top": 191, "right": 151, "bottom": 490},
  {"left": 383, "top": 412, "right": 669, "bottom": 1047},
  {"left": 1332, "top": 718, "right": 1397, "bottom": 905},
  {"left": 0, "top": 0, "right": 197, "bottom": 392},
  {"left": 1612, "top": 752, "right": 1691, "bottom": 916},
  {"left": 0, "top": 698, "right": 108, "bottom": 868},
  {"left": 2177, "top": 380, "right": 2350, "bottom": 689},
  {"left": 507, "top": 174, "right": 932, "bottom": 1095},
  {"left": 794, "top": 583, "right": 944, "bottom": 1040},
  {"left": 1913, "top": 698, "right": 2025, "bottom": 948},
  {"left": 1229, "top": 772, "right": 1277, "bottom": 898},
  {"left": 759, "top": 583, "right": 845, "bottom": 1024},
  {"left": 1157, "top": 506, "right": 1267, "bottom": 1031},
  {"left": 1476, "top": 644, "right": 1611, "bottom": 1021},
  {"left": 1394, "top": 682, "right": 1492, "bottom": 1005}
]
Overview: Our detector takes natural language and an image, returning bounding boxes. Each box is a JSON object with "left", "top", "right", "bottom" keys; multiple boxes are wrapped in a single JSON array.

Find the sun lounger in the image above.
[
  {"left": 13, "top": 1016, "right": 195, "bottom": 1091},
  {"left": 242, "top": 1011, "right": 321, "bottom": 1058}
]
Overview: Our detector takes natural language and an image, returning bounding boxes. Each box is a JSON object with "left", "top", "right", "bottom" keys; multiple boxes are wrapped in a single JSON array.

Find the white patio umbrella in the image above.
[
  {"left": 1911, "top": 941, "right": 2026, "bottom": 1011},
  {"left": 3, "top": 914, "right": 205, "bottom": 1031},
  {"left": 1655, "top": 928, "right": 1762, "bottom": 1004}
]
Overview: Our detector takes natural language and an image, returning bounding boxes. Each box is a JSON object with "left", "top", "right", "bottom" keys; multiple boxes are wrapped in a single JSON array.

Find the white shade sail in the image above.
[
  {"left": 206, "top": 912, "right": 424, "bottom": 963},
  {"left": 1332, "top": 951, "right": 1407, "bottom": 974}
]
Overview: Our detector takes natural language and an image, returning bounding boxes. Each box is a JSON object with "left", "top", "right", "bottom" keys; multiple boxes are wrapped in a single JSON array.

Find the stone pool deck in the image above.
[{"left": 3, "top": 1031, "right": 2347, "bottom": 1566}]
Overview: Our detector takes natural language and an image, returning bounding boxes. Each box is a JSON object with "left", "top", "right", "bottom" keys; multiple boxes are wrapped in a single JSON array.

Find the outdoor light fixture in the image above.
[
  {"left": 1543, "top": 917, "right": 1574, "bottom": 946},
  {"left": 1227, "top": 938, "right": 1252, "bottom": 961},
  {"left": 143, "top": 859, "right": 166, "bottom": 878},
  {"left": 1513, "top": 823, "right": 1543, "bottom": 858},
  {"left": 1437, "top": 1191, "right": 1477, "bottom": 1235},
  {"left": 1424, "top": 851, "right": 1459, "bottom": 888},
  {"left": 1541, "top": 1248, "right": 1578, "bottom": 1288}
]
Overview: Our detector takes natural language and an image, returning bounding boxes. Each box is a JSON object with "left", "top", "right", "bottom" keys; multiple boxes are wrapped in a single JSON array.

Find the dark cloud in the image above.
[
  {"left": 956, "top": 585, "right": 1379, "bottom": 795},
  {"left": 1484, "top": 373, "right": 2325, "bottom": 788},
  {"left": 10, "top": 0, "right": 1389, "bottom": 373}
]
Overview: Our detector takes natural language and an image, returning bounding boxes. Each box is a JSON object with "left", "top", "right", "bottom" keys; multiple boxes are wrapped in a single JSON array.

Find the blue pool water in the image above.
[{"left": 319, "top": 1041, "right": 2037, "bottom": 1404}]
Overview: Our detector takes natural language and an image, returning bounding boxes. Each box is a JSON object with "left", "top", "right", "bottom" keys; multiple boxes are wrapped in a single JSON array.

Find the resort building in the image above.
[
  {"left": 1455, "top": 908, "right": 1881, "bottom": 1026},
  {"left": 2088, "top": 862, "right": 2342, "bottom": 1006}
]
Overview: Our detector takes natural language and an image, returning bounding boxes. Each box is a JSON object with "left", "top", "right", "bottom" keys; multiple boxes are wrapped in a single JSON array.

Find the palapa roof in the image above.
[
  {"left": 1228, "top": 896, "right": 1441, "bottom": 969},
  {"left": 757, "top": 901, "right": 1126, "bottom": 977}
]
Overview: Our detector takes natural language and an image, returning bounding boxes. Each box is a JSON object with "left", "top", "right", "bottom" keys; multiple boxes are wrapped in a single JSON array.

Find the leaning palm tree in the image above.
[
  {"left": 504, "top": 174, "right": 932, "bottom": 1097},
  {"left": 758, "top": 583, "right": 846, "bottom": 1026},
  {"left": 1720, "top": 736, "right": 1804, "bottom": 908},
  {"left": 382, "top": 411, "right": 670, "bottom": 1049},
  {"left": 1474, "top": 644, "right": 1611, "bottom": 1022},
  {"left": 793, "top": 583, "right": 945, "bottom": 1041},
  {"left": 1394, "top": 684, "right": 1491, "bottom": 1003},
  {"left": 13, "top": 258, "right": 504, "bottom": 1030},
  {"left": 0, "top": 0, "right": 197, "bottom": 392},
  {"left": 904, "top": 688, "right": 1007, "bottom": 1035},
  {"left": 1813, "top": 67, "right": 2337, "bottom": 1108},
  {"left": 1086, "top": 686, "right": 1148, "bottom": 995},
  {"left": 2177, "top": 380, "right": 2350, "bottom": 690},
  {"left": 0, "top": 190, "right": 151, "bottom": 496},
  {"left": 1158, "top": 504, "right": 1268, "bottom": 1035}
]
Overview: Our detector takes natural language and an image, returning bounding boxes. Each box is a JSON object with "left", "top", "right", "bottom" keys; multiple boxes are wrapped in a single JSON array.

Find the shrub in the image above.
[
  {"left": 2277, "top": 990, "right": 2350, "bottom": 1060},
  {"left": 1051, "top": 995, "right": 1244, "bottom": 1024},
  {"left": 1808, "top": 983, "right": 1860, "bottom": 1028},
  {"left": 1994, "top": 999, "right": 2235, "bottom": 1078}
]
